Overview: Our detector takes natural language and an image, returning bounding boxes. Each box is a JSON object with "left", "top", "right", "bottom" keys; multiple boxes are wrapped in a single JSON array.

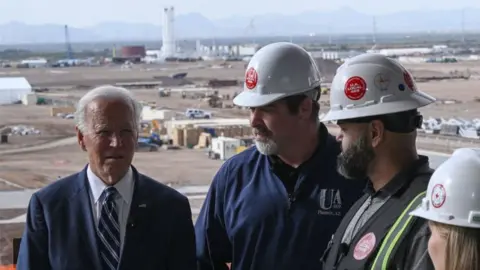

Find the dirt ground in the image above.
[
  {"left": 0, "top": 60, "right": 479, "bottom": 177},
  {"left": 401, "top": 61, "right": 480, "bottom": 118},
  {"left": 0, "top": 144, "right": 222, "bottom": 189},
  {"left": 0, "top": 60, "right": 479, "bottom": 185},
  {"left": 0, "top": 210, "right": 25, "bottom": 265},
  {"left": 0, "top": 105, "right": 75, "bottom": 150},
  {"left": 0, "top": 61, "right": 247, "bottom": 87},
  {"left": 0, "top": 88, "right": 248, "bottom": 150},
  {"left": 0, "top": 224, "right": 22, "bottom": 265}
]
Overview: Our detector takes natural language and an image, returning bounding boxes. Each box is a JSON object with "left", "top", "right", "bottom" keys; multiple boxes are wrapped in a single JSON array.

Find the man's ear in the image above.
[
  {"left": 369, "top": 120, "right": 385, "bottom": 148},
  {"left": 75, "top": 126, "right": 87, "bottom": 151},
  {"left": 298, "top": 98, "right": 313, "bottom": 121}
]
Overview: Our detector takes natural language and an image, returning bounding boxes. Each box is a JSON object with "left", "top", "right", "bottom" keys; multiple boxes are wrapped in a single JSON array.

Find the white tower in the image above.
[{"left": 162, "top": 6, "right": 175, "bottom": 58}]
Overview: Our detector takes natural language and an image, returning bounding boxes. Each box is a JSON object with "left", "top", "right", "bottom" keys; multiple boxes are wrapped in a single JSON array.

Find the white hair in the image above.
[{"left": 74, "top": 85, "right": 142, "bottom": 133}]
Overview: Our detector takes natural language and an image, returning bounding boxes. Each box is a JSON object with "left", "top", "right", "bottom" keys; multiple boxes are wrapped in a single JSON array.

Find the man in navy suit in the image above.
[{"left": 17, "top": 85, "right": 196, "bottom": 270}]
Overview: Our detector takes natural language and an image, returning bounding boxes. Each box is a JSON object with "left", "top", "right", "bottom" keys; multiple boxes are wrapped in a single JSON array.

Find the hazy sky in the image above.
[{"left": 0, "top": 0, "right": 478, "bottom": 27}]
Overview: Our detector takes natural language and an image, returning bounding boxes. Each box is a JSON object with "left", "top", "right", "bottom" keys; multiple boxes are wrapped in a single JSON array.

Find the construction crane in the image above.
[{"left": 64, "top": 25, "right": 74, "bottom": 59}]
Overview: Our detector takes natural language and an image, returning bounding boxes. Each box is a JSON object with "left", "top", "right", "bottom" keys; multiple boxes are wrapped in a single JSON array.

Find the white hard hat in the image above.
[
  {"left": 321, "top": 53, "right": 436, "bottom": 122},
  {"left": 410, "top": 148, "right": 480, "bottom": 228},
  {"left": 233, "top": 42, "right": 321, "bottom": 107}
]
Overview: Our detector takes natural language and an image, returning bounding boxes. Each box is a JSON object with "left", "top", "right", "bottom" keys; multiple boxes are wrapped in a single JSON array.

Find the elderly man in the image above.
[
  {"left": 195, "top": 42, "right": 365, "bottom": 270},
  {"left": 17, "top": 85, "right": 196, "bottom": 270}
]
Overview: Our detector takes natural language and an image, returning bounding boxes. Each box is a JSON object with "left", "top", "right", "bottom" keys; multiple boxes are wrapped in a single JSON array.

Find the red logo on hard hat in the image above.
[
  {"left": 344, "top": 76, "right": 367, "bottom": 100},
  {"left": 245, "top": 67, "right": 258, "bottom": 90},
  {"left": 353, "top": 232, "right": 376, "bottom": 260},
  {"left": 431, "top": 184, "right": 446, "bottom": 208},
  {"left": 403, "top": 71, "right": 416, "bottom": 91}
]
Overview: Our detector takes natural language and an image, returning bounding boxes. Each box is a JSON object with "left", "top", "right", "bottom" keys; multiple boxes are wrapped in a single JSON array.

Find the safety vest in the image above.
[
  {"left": 321, "top": 164, "right": 433, "bottom": 270},
  {"left": 369, "top": 191, "right": 426, "bottom": 270}
]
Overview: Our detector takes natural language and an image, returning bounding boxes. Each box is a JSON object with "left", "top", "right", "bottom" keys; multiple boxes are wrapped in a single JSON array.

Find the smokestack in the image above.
[{"left": 162, "top": 6, "right": 176, "bottom": 57}]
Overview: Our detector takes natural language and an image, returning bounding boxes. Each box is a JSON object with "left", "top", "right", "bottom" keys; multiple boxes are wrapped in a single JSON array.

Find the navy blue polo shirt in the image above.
[{"left": 195, "top": 124, "right": 365, "bottom": 270}]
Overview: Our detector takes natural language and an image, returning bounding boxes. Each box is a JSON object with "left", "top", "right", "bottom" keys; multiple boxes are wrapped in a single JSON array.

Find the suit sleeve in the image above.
[
  {"left": 195, "top": 166, "right": 231, "bottom": 270},
  {"left": 168, "top": 195, "right": 197, "bottom": 270},
  {"left": 16, "top": 193, "right": 51, "bottom": 270}
]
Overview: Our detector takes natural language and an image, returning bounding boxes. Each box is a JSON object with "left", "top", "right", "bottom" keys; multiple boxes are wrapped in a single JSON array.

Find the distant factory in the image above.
[
  {"left": 143, "top": 5, "right": 261, "bottom": 63},
  {"left": 9, "top": 5, "right": 480, "bottom": 68},
  {"left": 112, "top": 45, "right": 147, "bottom": 63},
  {"left": 309, "top": 50, "right": 363, "bottom": 61}
]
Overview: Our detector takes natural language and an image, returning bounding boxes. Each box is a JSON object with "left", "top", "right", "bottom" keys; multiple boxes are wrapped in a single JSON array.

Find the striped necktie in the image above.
[{"left": 97, "top": 186, "right": 121, "bottom": 270}]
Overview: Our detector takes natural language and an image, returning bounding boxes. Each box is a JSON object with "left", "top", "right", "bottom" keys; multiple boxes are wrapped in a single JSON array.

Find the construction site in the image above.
[{"left": 1, "top": 50, "right": 480, "bottom": 266}]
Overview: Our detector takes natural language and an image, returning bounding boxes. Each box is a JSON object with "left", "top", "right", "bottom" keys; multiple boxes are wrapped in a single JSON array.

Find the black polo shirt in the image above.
[
  {"left": 341, "top": 155, "right": 430, "bottom": 244},
  {"left": 268, "top": 124, "right": 329, "bottom": 195}
]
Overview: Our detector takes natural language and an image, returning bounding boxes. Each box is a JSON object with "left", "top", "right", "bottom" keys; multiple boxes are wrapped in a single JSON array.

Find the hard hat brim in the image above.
[
  {"left": 409, "top": 208, "right": 432, "bottom": 220},
  {"left": 409, "top": 208, "right": 480, "bottom": 229},
  {"left": 321, "top": 91, "right": 435, "bottom": 122},
  {"left": 233, "top": 90, "right": 287, "bottom": 107}
]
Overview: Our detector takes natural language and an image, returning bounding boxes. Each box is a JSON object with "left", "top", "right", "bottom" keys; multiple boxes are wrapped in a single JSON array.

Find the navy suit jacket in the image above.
[{"left": 17, "top": 166, "right": 196, "bottom": 270}]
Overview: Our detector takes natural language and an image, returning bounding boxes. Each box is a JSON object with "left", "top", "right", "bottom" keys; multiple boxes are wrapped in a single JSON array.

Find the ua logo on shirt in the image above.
[{"left": 318, "top": 189, "right": 342, "bottom": 216}]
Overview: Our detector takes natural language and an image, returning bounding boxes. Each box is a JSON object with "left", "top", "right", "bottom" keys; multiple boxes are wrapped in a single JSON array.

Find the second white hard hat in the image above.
[
  {"left": 321, "top": 53, "right": 436, "bottom": 122},
  {"left": 410, "top": 148, "right": 480, "bottom": 229},
  {"left": 233, "top": 42, "right": 322, "bottom": 107}
]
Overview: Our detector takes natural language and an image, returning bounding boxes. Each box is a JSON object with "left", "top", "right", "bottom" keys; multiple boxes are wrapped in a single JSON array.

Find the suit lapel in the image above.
[
  {"left": 73, "top": 167, "right": 103, "bottom": 270},
  {"left": 120, "top": 168, "right": 150, "bottom": 269}
]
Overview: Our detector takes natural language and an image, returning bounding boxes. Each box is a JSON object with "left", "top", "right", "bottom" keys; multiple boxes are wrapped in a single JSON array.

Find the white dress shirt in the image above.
[{"left": 87, "top": 165, "right": 134, "bottom": 254}]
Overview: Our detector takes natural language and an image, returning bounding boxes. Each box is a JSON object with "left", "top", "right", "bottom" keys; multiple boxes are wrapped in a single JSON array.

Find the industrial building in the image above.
[
  {"left": 145, "top": 50, "right": 163, "bottom": 63},
  {"left": 112, "top": 45, "right": 146, "bottom": 63},
  {"left": 367, "top": 47, "right": 434, "bottom": 56},
  {"left": 19, "top": 59, "right": 48, "bottom": 68},
  {"left": 121, "top": 46, "right": 146, "bottom": 58},
  {"left": 0, "top": 77, "right": 33, "bottom": 105},
  {"left": 310, "top": 50, "right": 362, "bottom": 61}
]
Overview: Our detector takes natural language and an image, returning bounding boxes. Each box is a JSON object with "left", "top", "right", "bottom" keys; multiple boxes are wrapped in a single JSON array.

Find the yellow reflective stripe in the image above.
[
  {"left": 380, "top": 191, "right": 426, "bottom": 269},
  {"left": 370, "top": 191, "right": 426, "bottom": 270}
]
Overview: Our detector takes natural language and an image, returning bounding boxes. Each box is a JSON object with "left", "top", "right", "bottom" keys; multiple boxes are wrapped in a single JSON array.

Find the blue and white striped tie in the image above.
[{"left": 97, "top": 186, "right": 121, "bottom": 270}]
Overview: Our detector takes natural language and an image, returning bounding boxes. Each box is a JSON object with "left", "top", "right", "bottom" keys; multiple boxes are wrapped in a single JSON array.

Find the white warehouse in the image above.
[
  {"left": 367, "top": 47, "right": 433, "bottom": 56},
  {"left": 0, "top": 77, "right": 33, "bottom": 105}
]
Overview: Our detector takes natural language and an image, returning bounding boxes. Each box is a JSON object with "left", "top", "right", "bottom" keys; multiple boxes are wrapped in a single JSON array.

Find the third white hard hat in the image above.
[
  {"left": 321, "top": 53, "right": 435, "bottom": 122},
  {"left": 233, "top": 42, "right": 321, "bottom": 107},
  {"left": 410, "top": 148, "right": 480, "bottom": 228}
]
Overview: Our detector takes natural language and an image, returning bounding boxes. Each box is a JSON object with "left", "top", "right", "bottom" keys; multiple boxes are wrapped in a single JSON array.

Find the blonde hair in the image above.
[{"left": 430, "top": 221, "right": 480, "bottom": 270}]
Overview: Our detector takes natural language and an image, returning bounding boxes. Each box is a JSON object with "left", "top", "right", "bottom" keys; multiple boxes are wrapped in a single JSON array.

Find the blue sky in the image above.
[{"left": 0, "top": 0, "right": 478, "bottom": 27}]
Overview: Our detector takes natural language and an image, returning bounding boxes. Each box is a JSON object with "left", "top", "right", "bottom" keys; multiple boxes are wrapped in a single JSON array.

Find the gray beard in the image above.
[{"left": 255, "top": 139, "right": 279, "bottom": 156}]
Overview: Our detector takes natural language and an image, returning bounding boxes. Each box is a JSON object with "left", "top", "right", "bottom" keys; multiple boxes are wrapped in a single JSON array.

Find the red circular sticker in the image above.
[
  {"left": 245, "top": 67, "right": 258, "bottom": 90},
  {"left": 353, "top": 232, "right": 376, "bottom": 260},
  {"left": 403, "top": 71, "right": 416, "bottom": 91},
  {"left": 344, "top": 76, "right": 367, "bottom": 100},
  {"left": 431, "top": 184, "right": 446, "bottom": 208}
]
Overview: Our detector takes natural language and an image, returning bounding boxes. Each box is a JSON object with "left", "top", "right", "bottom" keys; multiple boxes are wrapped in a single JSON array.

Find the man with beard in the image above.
[
  {"left": 320, "top": 53, "right": 437, "bottom": 270},
  {"left": 195, "top": 42, "right": 365, "bottom": 270}
]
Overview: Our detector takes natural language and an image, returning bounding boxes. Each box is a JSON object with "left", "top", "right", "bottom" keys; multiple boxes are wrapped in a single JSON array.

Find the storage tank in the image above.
[{"left": 121, "top": 46, "right": 146, "bottom": 58}]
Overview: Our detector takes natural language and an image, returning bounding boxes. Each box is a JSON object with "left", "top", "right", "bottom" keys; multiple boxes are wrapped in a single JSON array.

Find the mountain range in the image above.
[{"left": 0, "top": 7, "right": 479, "bottom": 44}]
